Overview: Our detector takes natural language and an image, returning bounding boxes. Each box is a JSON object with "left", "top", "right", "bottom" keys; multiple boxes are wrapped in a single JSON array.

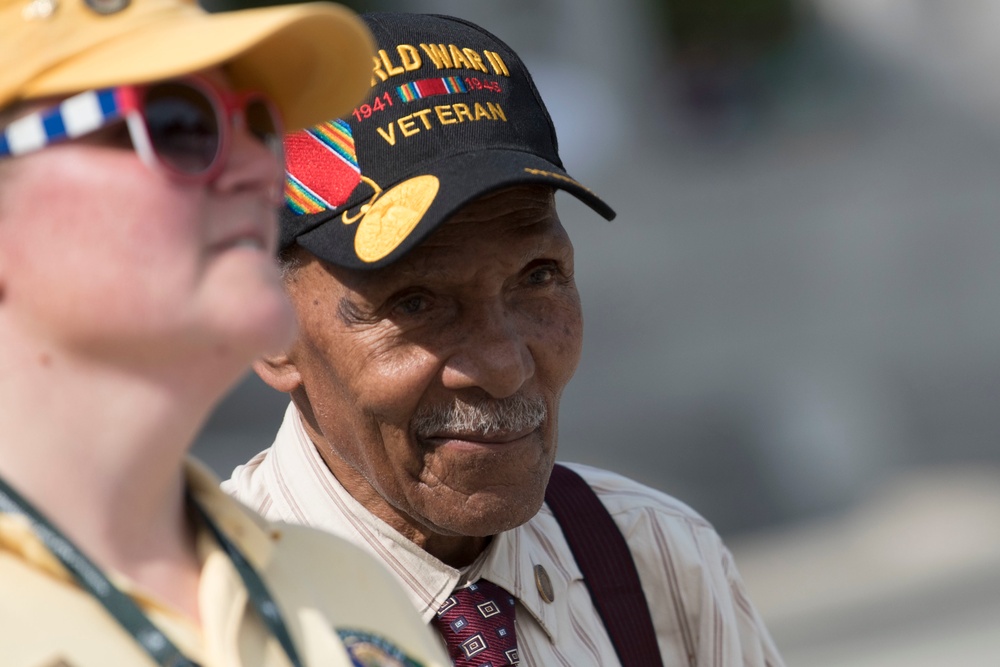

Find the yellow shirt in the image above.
[{"left": 0, "top": 459, "right": 449, "bottom": 667}]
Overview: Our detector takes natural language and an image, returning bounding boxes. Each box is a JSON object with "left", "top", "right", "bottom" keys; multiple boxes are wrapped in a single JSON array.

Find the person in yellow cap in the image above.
[{"left": 0, "top": 2, "right": 449, "bottom": 666}]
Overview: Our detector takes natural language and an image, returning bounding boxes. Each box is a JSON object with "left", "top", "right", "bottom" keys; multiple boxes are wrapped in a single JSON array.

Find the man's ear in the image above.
[{"left": 252, "top": 354, "right": 301, "bottom": 394}]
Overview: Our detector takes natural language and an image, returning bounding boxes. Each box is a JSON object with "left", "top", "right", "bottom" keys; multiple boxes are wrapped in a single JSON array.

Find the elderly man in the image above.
[
  {"left": 226, "top": 12, "right": 784, "bottom": 667},
  {"left": 0, "top": 1, "right": 449, "bottom": 665}
]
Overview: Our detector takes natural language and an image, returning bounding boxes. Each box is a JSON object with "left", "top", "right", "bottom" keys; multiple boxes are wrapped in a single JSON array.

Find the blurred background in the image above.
[{"left": 197, "top": 0, "right": 1000, "bottom": 663}]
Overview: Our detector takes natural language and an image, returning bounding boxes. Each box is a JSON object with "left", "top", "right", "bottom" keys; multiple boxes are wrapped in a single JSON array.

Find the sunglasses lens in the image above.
[
  {"left": 143, "top": 82, "right": 220, "bottom": 175},
  {"left": 245, "top": 98, "right": 283, "bottom": 162}
]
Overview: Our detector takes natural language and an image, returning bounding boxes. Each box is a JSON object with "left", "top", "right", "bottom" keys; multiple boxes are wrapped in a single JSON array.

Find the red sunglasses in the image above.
[{"left": 0, "top": 75, "right": 283, "bottom": 183}]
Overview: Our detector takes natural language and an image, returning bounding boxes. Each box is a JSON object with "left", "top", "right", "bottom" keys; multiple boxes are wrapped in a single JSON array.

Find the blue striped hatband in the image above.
[{"left": 0, "top": 88, "right": 125, "bottom": 158}]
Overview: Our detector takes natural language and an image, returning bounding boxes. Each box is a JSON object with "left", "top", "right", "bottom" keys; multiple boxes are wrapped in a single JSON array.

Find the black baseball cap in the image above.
[{"left": 280, "top": 11, "right": 615, "bottom": 270}]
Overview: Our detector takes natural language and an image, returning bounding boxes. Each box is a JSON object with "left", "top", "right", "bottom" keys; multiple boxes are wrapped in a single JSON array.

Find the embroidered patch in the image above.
[
  {"left": 284, "top": 119, "right": 360, "bottom": 214},
  {"left": 337, "top": 628, "right": 427, "bottom": 667},
  {"left": 396, "top": 76, "right": 468, "bottom": 103},
  {"left": 522, "top": 167, "right": 597, "bottom": 195},
  {"left": 352, "top": 174, "right": 439, "bottom": 263}
]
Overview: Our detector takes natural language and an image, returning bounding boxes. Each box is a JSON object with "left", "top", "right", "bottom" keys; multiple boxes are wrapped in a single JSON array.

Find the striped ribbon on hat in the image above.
[
  {"left": 0, "top": 88, "right": 125, "bottom": 158},
  {"left": 284, "top": 118, "right": 361, "bottom": 215},
  {"left": 396, "top": 76, "right": 468, "bottom": 103}
]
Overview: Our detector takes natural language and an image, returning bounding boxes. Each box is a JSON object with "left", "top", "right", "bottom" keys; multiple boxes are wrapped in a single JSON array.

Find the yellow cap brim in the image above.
[{"left": 20, "top": 3, "right": 374, "bottom": 131}]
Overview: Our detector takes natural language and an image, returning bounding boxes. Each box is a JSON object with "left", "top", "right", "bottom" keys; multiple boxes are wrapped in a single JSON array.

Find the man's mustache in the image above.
[{"left": 412, "top": 394, "right": 547, "bottom": 438}]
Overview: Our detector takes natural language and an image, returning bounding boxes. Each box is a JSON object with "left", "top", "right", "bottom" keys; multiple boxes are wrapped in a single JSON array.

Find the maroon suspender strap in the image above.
[{"left": 544, "top": 464, "right": 664, "bottom": 667}]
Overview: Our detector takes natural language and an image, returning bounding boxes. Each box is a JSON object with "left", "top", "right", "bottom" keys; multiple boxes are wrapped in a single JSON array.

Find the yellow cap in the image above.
[{"left": 1, "top": 0, "right": 375, "bottom": 131}]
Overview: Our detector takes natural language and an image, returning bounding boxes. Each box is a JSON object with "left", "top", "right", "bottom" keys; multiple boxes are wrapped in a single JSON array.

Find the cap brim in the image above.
[
  {"left": 21, "top": 4, "right": 374, "bottom": 131},
  {"left": 294, "top": 149, "right": 616, "bottom": 270}
]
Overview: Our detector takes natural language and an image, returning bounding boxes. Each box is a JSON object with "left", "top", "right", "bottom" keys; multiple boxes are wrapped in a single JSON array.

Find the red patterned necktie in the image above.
[{"left": 431, "top": 579, "right": 520, "bottom": 666}]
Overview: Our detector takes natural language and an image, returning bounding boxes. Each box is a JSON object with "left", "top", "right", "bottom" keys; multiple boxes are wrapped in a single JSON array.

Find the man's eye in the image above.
[
  {"left": 393, "top": 294, "right": 427, "bottom": 315},
  {"left": 527, "top": 265, "right": 557, "bottom": 285}
]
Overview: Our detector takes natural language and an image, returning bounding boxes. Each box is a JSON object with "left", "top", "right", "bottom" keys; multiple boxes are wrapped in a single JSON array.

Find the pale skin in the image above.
[
  {"left": 0, "top": 69, "right": 294, "bottom": 621},
  {"left": 257, "top": 185, "right": 584, "bottom": 568}
]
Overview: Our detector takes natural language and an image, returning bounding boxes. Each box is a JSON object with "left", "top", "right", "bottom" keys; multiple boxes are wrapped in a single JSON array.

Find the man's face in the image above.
[{"left": 280, "top": 185, "right": 583, "bottom": 551}]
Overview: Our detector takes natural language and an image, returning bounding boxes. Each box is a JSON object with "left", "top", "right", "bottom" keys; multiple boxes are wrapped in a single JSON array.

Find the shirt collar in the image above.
[
  {"left": 0, "top": 461, "right": 276, "bottom": 660},
  {"left": 185, "top": 458, "right": 276, "bottom": 570},
  {"left": 0, "top": 460, "right": 270, "bottom": 581},
  {"left": 0, "top": 511, "right": 70, "bottom": 582},
  {"left": 472, "top": 523, "right": 562, "bottom": 641}
]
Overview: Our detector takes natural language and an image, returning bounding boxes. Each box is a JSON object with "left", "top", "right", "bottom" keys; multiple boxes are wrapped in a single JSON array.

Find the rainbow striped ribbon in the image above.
[
  {"left": 284, "top": 118, "right": 361, "bottom": 215},
  {"left": 396, "top": 76, "right": 468, "bottom": 103}
]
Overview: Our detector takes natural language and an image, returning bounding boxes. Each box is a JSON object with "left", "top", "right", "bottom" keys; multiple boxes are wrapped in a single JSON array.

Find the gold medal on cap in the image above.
[{"left": 349, "top": 175, "right": 440, "bottom": 263}]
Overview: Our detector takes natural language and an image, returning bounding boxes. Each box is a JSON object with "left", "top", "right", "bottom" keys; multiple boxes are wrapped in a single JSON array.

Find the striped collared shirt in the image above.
[{"left": 224, "top": 403, "right": 785, "bottom": 667}]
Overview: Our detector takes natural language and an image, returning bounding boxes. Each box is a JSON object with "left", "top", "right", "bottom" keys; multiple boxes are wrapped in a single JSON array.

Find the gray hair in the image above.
[
  {"left": 411, "top": 394, "right": 547, "bottom": 439},
  {"left": 277, "top": 247, "right": 304, "bottom": 280}
]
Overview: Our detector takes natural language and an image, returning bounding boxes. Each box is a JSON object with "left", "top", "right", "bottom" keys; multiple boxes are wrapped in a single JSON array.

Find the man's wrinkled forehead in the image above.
[
  {"left": 325, "top": 186, "right": 564, "bottom": 287},
  {"left": 422, "top": 182, "right": 559, "bottom": 243},
  {"left": 299, "top": 185, "right": 572, "bottom": 291}
]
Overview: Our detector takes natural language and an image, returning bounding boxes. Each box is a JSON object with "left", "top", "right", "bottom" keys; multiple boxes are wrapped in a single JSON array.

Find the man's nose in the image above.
[{"left": 440, "top": 303, "right": 535, "bottom": 399}]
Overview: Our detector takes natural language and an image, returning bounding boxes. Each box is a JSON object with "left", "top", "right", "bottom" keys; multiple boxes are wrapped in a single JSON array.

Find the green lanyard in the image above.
[{"left": 0, "top": 475, "right": 304, "bottom": 667}]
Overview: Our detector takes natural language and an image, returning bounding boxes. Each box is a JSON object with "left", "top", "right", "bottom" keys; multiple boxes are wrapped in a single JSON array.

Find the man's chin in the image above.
[{"left": 428, "top": 488, "right": 548, "bottom": 537}]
